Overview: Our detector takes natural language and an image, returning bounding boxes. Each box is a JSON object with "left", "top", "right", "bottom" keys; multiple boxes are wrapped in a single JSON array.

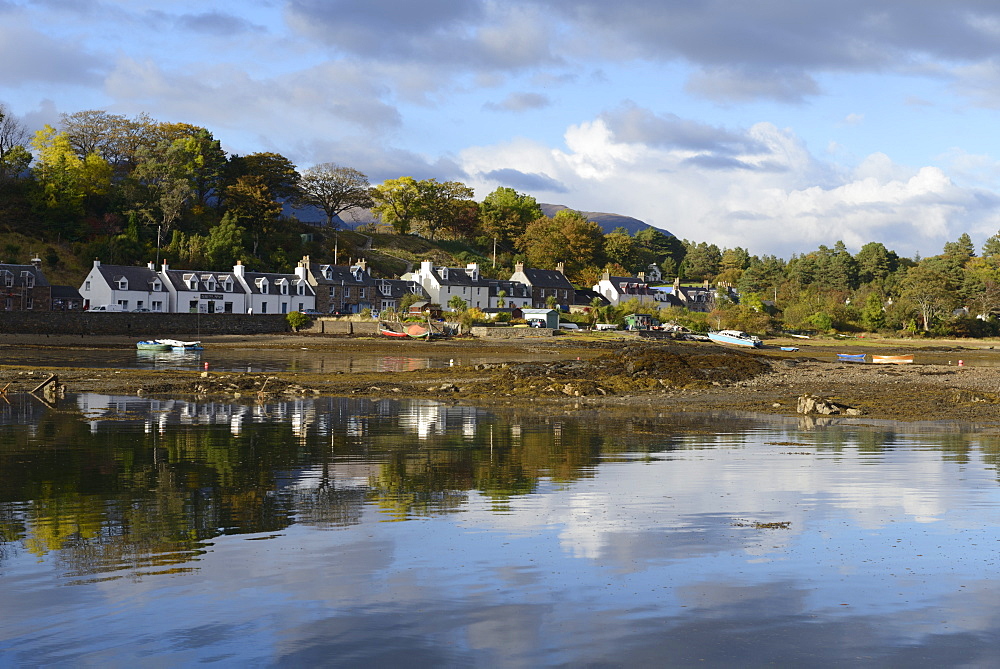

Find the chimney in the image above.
[
  {"left": 514, "top": 262, "right": 524, "bottom": 274},
  {"left": 233, "top": 260, "right": 244, "bottom": 277},
  {"left": 420, "top": 260, "right": 434, "bottom": 274},
  {"left": 161, "top": 261, "right": 169, "bottom": 273},
  {"left": 357, "top": 259, "right": 368, "bottom": 273},
  {"left": 703, "top": 279, "right": 709, "bottom": 289},
  {"left": 31, "top": 255, "right": 41, "bottom": 269},
  {"left": 556, "top": 262, "right": 565, "bottom": 275},
  {"left": 602, "top": 271, "right": 610, "bottom": 282},
  {"left": 673, "top": 277, "right": 680, "bottom": 290},
  {"left": 94, "top": 259, "right": 101, "bottom": 267},
  {"left": 638, "top": 271, "right": 645, "bottom": 282}
]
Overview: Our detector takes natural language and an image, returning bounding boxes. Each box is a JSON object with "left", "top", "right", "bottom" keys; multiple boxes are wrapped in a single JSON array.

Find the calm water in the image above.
[
  {"left": 2, "top": 394, "right": 1000, "bottom": 667},
  {"left": 0, "top": 346, "right": 502, "bottom": 373}
]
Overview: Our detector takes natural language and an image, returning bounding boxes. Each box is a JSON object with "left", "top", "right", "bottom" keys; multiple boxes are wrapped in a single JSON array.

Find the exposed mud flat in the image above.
[{"left": 4, "top": 333, "right": 1000, "bottom": 423}]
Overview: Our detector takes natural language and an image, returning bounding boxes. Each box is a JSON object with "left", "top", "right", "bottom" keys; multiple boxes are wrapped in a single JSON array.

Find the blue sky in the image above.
[{"left": 6, "top": 0, "right": 1000, "bottom": 259}]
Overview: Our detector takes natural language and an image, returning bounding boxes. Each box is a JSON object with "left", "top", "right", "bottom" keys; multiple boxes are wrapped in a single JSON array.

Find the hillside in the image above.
[{"left": 538, "top": 204, "right": 663, "bottom": 236}]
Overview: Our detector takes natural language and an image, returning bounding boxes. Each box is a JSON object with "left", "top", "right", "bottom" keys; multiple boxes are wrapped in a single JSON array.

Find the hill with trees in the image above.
[{"left": 4, "top": 103, "right": 1000, "bottom": 338}]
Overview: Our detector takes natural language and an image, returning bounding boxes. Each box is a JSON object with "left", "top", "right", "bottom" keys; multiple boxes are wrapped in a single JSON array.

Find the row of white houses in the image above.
[{"left": 79, "top": 260, "right": 317, "bottom": 314}]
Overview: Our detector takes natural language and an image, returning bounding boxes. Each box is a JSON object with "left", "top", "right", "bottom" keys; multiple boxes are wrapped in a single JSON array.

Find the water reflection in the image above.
[{"left": 4, "top": 396, "right": 1000, "bottom": 665}]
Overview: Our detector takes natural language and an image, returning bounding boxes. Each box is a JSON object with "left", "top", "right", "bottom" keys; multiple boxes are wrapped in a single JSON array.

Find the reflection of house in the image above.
[
  {"left": 508, "top": 262, "right": 575, "bottom": 309},
  {"left": 297, "top": 255, "right": 374, "bottom": 314},
  {"left": 235, "top": 262, "right": 315, "bottom": 315},
  {"left": 79, "top": 260, "right": 168, "bottom": 311}
]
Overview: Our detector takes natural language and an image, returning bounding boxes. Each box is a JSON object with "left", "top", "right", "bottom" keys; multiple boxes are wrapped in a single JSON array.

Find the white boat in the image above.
[
  {"left": 155, "top": 338, "right": 203, "bottom": 351},
  {"left": 707, "top": 330, "right": 762, "bottom": 348}
]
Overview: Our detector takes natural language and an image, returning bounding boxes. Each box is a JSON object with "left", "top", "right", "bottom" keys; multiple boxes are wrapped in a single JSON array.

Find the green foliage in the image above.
[
  {"left": 448, "top": 295, "right": 467, "bottom": 312},
  {"left": 286, "top": 311, "right": 310, "bottom": 330},
  {"left": 479, "top": 187, "right": 541, "bottom": 245}
]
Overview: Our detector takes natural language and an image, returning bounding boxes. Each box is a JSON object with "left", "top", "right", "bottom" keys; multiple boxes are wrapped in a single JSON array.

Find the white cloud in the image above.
[{"left": 460, "top": 113, "right": 1000, "bottom": 257}]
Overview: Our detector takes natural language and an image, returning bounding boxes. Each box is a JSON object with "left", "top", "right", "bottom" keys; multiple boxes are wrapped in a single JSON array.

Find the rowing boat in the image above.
[
  {"left": 872, "top": 354, "right": 913, "bottom": 364},
  {"left": 836, "top": 353, "right": 866, "bottom": 363}
]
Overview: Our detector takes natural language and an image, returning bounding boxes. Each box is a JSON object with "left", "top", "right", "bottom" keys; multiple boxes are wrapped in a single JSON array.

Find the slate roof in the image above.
[
  {"left": 243, "top": 271, "right": 312, "bottom": 296},
  {"left": 516, "top": 268, "right": 574, "bottom": 290},
  {"left": 92, "top": 264, "right": 160, "bottom": 290},
  {"left": 0, "top": 264, "right": 51, "bottom": 289}
]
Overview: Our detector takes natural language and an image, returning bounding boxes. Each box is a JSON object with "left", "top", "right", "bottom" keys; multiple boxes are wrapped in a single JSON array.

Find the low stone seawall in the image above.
[
  {"left": 470, "top": 326, "right": 557, "bottom": 338},
  {"left": 311, "top": 319, "right": 379, "bottom": 336},
  {"left": 0, "top": 312, "right": 289, "bottom": 336}
]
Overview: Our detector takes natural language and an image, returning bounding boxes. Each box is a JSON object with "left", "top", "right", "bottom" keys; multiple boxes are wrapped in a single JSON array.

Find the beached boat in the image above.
[
  {"left": 406, "top": 324, "right": 432, "bottom": 339},
  {"left": 379, "top": 325, "right": 409, "bottom": 338},
  {"left": 837, "top": 353, "right": 867, "bottom": 363},
  {"left": 780, "top": 346, "right": 799, "bottom": 352},
  {"left": 136, "top": 340, "right": 172, "bottom": 351},
  {"left": 156, "top": 338, "right": 203, "bottom": 351},
  {"left": 872, "top": 354, "right": 913, "bottom": 364},
  {"left": 707, "top": 330, "right": 762, "bottom": 348}
]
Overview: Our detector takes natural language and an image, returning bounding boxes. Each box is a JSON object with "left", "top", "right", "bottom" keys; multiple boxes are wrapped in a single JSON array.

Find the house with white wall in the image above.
[
  {"left": 159, "top": 262, "right": 247, "bottom": 313},
  {"left": 593, "top": 271, "right": 667, "bottom": 308},
  {"left": 402, "top": 261, "right": 496, "bottom": 311},
  {"left": 79, "top": 260, "right": 169, "bottom": 311},
  {"left": 236, "top": 261, "right": 315, "bottom": 314}
]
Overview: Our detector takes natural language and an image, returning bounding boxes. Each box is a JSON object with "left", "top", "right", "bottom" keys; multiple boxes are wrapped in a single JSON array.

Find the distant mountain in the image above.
[
  {"left": 287, "top": 200, "right": 672, "bottom": 238},
  {"left": 539, "top": 204, "right": 670, "bottom": 236}
]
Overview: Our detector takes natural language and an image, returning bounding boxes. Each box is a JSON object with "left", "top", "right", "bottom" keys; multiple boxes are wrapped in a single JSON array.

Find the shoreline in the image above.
[{"left": 3, "top": 333, "right": 1000, "bottom": 424}]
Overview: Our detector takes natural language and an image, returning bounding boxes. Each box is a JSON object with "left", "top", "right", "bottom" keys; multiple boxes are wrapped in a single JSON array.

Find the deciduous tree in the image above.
[{"left": 298, "top": 163, "right": 373, "bottom": 228}]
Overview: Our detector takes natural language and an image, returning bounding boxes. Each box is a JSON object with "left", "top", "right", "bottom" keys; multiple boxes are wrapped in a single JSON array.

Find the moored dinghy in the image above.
[{"left": 837, "top": 353, "right": 867, "bottom": 363}]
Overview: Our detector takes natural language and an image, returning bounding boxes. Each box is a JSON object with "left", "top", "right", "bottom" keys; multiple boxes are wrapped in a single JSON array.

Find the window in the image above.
[
  {"left": 118, "top": 300, "right": 128, "bottom": 310},
  {"left": 151, "top": 280, "right": 162, "bottom": 291},
  {"left": 117, "top": 279, "right": 127, "bottom": 290},
  {"left": 152, "top": 301, "right": 163, "bottom": 311},
  {"left": 279, "top": 281, "right": 288, "bottom": 295},
  {"left": 359, "top": 287, "right": 366, "bottom": 298},
  {"left": 296, "top": 282, "right": 305, "bottom": 295},
  {"left": 4, "top": 298, "right": 11, "bottom": 310},
  {"left": 85, "top": 280, "right": 91, "bottom": 291},
  {"left": 345, "top": 287, "right": 352, "bottom": 298},
  {"left": 23, "top": 272, "right": 35, "bottom": 288},
  {"left": 4, "top": 274, "right": 12, "bottom": 288},
  {"left": 329, "top": 286, "right": 337, "bottom": 297},
  {"left": 261, "top": 302, "right": 268, "bottom": 314},
  {"left": 25, "top": 297, "right": 33, "bottom": 310}
]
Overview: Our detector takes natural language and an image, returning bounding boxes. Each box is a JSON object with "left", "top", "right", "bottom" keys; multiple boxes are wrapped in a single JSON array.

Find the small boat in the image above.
[
  {"left": 780, "top": 346, "right": 799, "bottom": 352},
  {"left": 872, "top": 354, "right": 913, "bottom": 364},
  {"left": 156, "top": 338, "right": 203, "bottom": 351},
  {"left": 837, "top": 353, "right": 867, "bottom": 363},
  {"left": 406, "top": 324, "right": 432, "bottom": 339},
  {"left": 379, "top": 325, "right": 410, "bottom": 338},
  {"left": 136, "top": 340, "right": 172, "bottom": 351},
  {"left": 707, "top": 330, "right": 762, "bottom": 348}
]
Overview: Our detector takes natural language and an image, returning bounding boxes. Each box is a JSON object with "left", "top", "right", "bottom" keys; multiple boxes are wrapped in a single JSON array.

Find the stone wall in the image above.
[
  {"left": 470, "top": 326, "right": 557, "bottom": 338},
  {"left": 0, "top": 312, "right": 289, "bottom": 336},
  {"left": 309, "top": 319, "right": 379, "bottom": 336}
]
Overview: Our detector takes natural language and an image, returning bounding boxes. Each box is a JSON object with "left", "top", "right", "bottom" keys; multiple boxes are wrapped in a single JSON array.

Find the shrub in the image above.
[{"left": 286, "top": 311, "right": 310, "bottom": 331}]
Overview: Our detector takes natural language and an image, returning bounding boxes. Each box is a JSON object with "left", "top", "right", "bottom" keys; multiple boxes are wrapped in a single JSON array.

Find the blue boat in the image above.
[
  {"left": 836, "top": 353, "right": 866, "bottom": 363},
  {"left": 707, "top": 330, "right": 762, "bottom": 348}
]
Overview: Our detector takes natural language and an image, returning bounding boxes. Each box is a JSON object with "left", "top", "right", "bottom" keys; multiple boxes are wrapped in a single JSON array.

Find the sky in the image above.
[{"left": 7, "top": 0, "right": 1000, "bottom": 259}]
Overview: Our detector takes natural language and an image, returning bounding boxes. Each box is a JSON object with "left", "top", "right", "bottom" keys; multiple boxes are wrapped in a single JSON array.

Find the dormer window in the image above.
[
  {"left": 439, "top": 268, "right": 449, "bottom": 280},
  {"left": 296, "top": 281, "right": 305, "bottom": 295},
  {"left": 23, "top": 272, "right": 35, "bottom": 289},
  {"left": 277, "top": 279, "right": 289, "bottom": 295},
  {"left": 320, "top": 265, "right": 332, "bottom": 280},
  {"left": 184, "top": 273, "right": 198, "bottom": 290},
  {"left": 222, "top": 277, "right": 233, "bottom": 292},
  {"left": 151, "top": 279, "right": 162, "bottom": 291},
  {"left": 380, "top": 282, "right": 392, "bottom": 296},
  {"left": 2, "top": 272, "right": 11, "bottom": 288},
  {"left": 256, "top": 277, "right": 269, "bottom": 294}
]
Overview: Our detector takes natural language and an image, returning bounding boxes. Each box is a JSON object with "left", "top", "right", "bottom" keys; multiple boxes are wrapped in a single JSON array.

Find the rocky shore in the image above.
[{"left": 3, "top": 332, "right": 1000, "bottom": 424}]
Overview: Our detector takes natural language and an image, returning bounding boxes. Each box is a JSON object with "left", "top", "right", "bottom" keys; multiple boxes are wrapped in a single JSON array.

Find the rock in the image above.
[{"left": 797, "top": 394, "right": 862, "bottom": 416}]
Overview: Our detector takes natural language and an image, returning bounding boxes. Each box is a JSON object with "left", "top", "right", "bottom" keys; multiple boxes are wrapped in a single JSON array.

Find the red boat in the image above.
[{"left": 379, "top": 326, "right": 409, "bottom": 338}]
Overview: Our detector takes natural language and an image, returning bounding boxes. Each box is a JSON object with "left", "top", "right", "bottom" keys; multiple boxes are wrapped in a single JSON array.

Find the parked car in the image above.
[
  {"left": 559, "top": 322, "right": 580, "bottom": 330},
  {"left": 89, "top": 304, "right": 124, "bottom": 312},
  {"left": 300, "top": 309, "right": 323, "bottom": 316},
  {"left": 133, "top": 307, "right": 151, "bottom": 312}
]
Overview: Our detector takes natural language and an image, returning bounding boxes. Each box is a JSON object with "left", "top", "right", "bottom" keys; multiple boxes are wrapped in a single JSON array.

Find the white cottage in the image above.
[{"left": 79, "top": 260, "right": 169, "bottom": 311}]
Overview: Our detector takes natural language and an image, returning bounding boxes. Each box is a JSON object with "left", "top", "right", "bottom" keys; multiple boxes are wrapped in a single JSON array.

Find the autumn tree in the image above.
[
  {"left": 225, "top": 152, "right": 300, "bottom": 202},
  {"left": 518, "top": 209, "right": 604, "bottom": 278},
  {"left": 413, "top": 179, "right": 475, "bottom": 240},
  {"left": 478, "top": 187, "right": 542, "bottom": 246},
  {"left": 298, "top": 163, "right": 373, "bottom": 228},
  {"left": 226, "top": 175, "right": 281, "bottom": 258},
  {"left": 603, "top": 228, "right": 641, "bottom": 274},
  {"left": 371, "top": 176, "right": 422, "bottom": 234}
]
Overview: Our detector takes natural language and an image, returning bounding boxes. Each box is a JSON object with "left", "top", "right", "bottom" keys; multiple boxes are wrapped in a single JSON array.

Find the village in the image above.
[{"left": 0, "top": 254, "right": 731, "bottom": 324}]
